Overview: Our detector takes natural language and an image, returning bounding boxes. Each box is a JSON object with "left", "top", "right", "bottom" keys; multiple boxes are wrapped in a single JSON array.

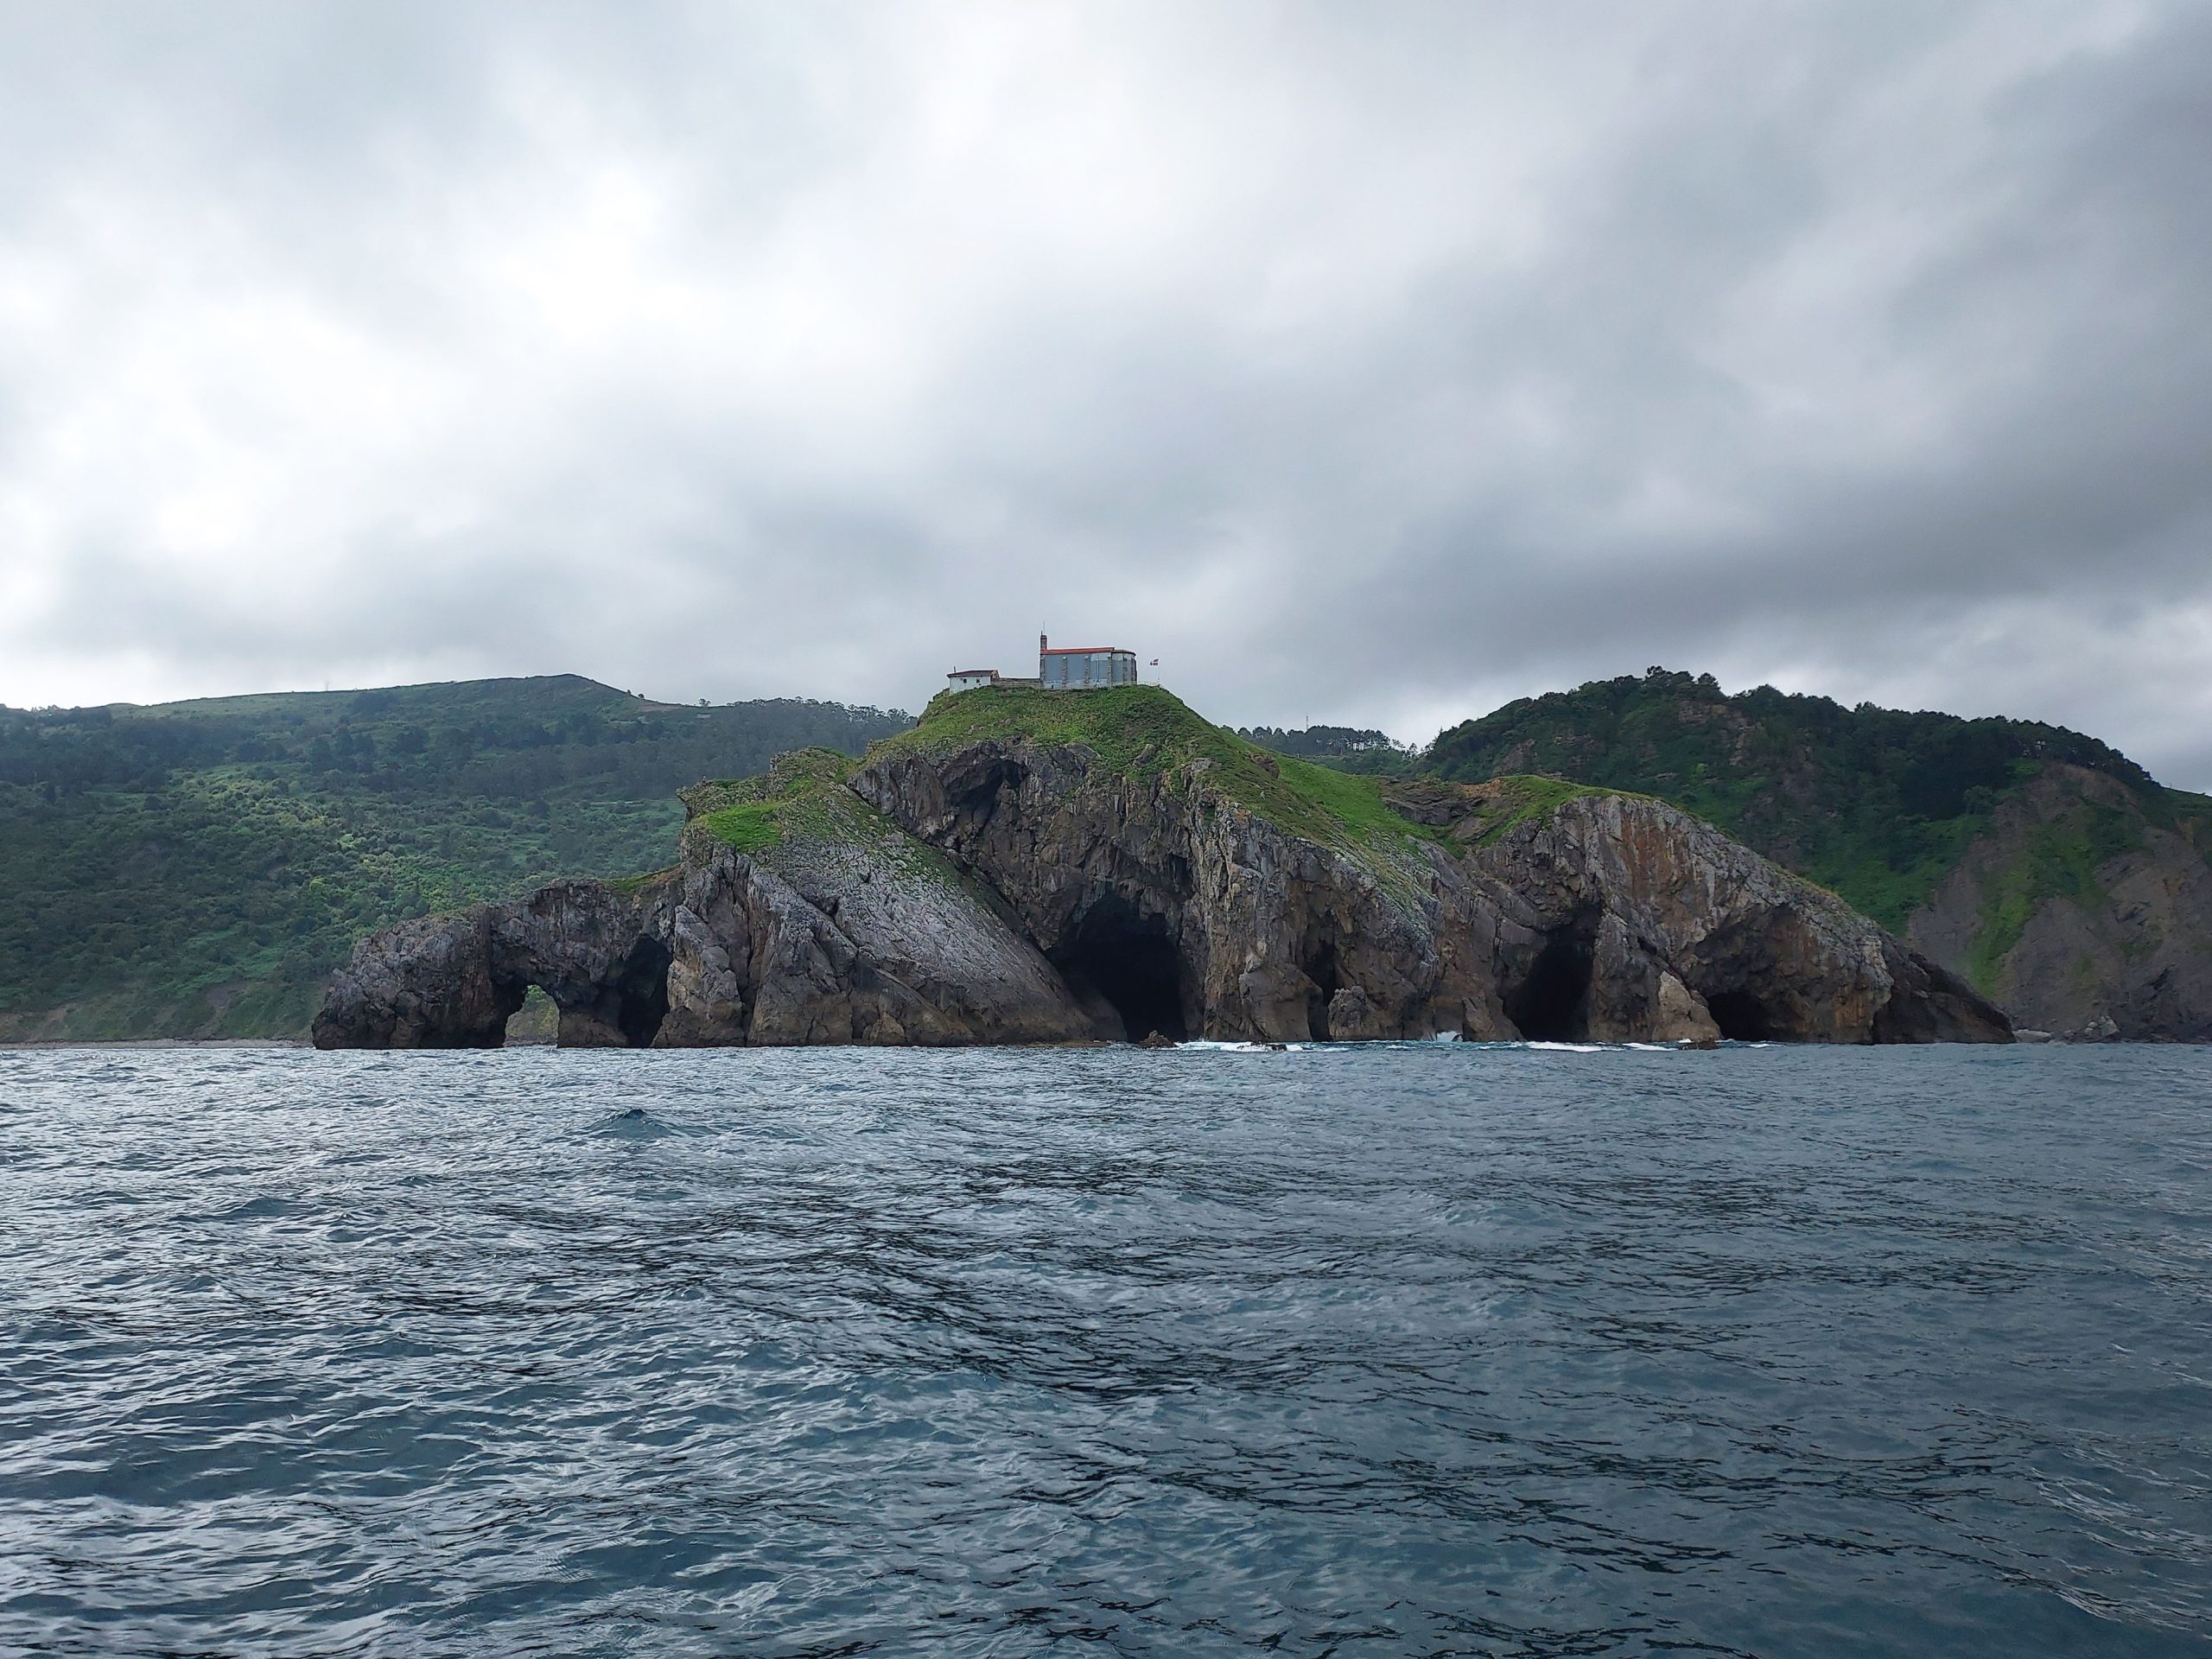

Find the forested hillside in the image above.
[
  {"left": 1421, "top": 669, "right": 2212, "bottom": 1038},
  {"left": 0, "top": 677, "right": 909, "bottom": 1040},
  {"left": 1238, "top": 724, "right": 1414, "bottom": 775}
]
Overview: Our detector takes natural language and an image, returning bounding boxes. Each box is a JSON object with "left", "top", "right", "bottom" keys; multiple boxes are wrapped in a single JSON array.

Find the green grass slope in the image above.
[
  {"left": 1958, "top": 789, "right": 2154, "bottom": 992},
  {"left": 684, "top": 748, "right": 906, "bottom": 864},
  {"left": 0, "top": 677, "right": 910, "bottom": 1040},
  {"left": 877, "top": 683, "right": 1447, "bottom": 868},
  {"left": 682, "top": 747, "right": 992, "bottom": 907},
  {"left": 1421, "top": 667, "right": 2177, "bottom": 936}
]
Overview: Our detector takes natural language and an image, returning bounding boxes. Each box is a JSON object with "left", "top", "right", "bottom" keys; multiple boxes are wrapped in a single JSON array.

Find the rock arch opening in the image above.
[
  {"left": 1052, "top": 894, "right": 1189, "bottom": 1042},
  {"left": 947, "top": 756, "right": 1030, "bottom": 833},
  {"left": 1505, "top": 919, "right": 1596, "bottom": 1041},
  {"left": 502, "top": 984, "right": 560, "bottom": 1046},
  {"left": 517, "top": 936, "right": 674, "bottom": 1048}
]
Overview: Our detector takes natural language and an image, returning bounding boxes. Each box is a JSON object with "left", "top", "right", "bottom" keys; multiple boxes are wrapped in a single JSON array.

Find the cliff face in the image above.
[
  {"left": 1436, "top": 785, "right": 2005, "bottom": 1044},
  {"left": 1417, "top": 667, "right": 2211, "bottom": 1041},
  {"left": 312, "top": 751, "right": 1107, "bottom": 1051},
  {"left": 848, "top": 737, "right": 1491, "bottom": 1043},
  {"left": 1905, "top": 765, "right": 2212, "bottom": 1040},
  {"left": 313, "top": 689, "right": 2010, "bottom": 1050}
]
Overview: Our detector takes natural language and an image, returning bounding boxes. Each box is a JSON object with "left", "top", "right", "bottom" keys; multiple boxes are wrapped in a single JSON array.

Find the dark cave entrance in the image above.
[
  {"left": 1702, "top": 989, "right": 1777, "bottom": 1042},
  {"left": 1306, "top": 940, "right": 1341, "bottom": 1041},
  {"left": 610, "top": 937, "right": 673, "bottom": 1047},
  {"left": 1053, "top": 895, "right": 1189, "bottom": 1043},
  {"left": 1503, "top": 919, "right": 1596, "bottom": 1041}
]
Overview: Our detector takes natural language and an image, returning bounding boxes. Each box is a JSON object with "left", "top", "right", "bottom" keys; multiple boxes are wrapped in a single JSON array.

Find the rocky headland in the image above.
[
  {"left": 1422, "top": 669, "right": 2212, "bottom": 1041},
  {"left": 312, "top": 687, "right": 2010, "bottom": 1049}
]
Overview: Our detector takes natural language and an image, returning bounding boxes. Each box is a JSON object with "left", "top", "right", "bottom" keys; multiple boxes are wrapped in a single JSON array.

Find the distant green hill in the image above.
[
  {"left": 1417, "top": 669, "right": 2212, "bottom": 1038},
  {"left": 0, "top": 677, "right": 910, "bottom": 1040},
  {"left": 1236, "top": 723, "right": 1414, "bottom": 775}
]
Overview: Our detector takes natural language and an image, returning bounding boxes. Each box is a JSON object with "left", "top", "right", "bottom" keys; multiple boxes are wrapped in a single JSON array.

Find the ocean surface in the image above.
[{"left": 2, "top": 1043, "right": 2209, "bottom": 1658}]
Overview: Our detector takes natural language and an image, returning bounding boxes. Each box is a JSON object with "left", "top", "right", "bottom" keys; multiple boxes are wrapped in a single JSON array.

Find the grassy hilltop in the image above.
[
  {"left": 672, "top": 683, "right": 1456, "bottom": 888},
  {"left": 681, "top": 685, "right": 1618, "bottom": 922},
  {"left": 875, "top": 683, "right": 1443, "bottom": 856},
  {"left": 0, "top": 677, "right": 908, "bottom": 1040}
]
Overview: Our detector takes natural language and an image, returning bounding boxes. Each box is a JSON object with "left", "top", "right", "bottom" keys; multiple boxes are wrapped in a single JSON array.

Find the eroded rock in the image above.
[
  {"left": 1907, "top": 764, "right": 2212, "bottom": 1041},
  {"left": 317, "top": 707, "right": 2012, "bottom": 1049},
  {"left": 313, "top": 794, "right": 1108, "bottom": 1050}
]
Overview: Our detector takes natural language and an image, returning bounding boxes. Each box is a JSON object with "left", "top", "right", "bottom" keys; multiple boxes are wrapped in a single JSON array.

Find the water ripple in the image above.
[{"left": 0, "top": 1043, "right": 2208, "bottom": 1656}]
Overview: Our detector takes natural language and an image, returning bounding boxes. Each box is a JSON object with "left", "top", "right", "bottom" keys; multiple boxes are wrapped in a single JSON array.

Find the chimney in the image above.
[{"left": 1039, "top": 632, "right": 1047, "bottom": 655}]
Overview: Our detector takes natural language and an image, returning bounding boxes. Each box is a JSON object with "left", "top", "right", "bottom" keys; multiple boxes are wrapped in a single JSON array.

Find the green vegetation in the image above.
[
  {"left": 1239, "top": 723, "right": 1415, "bottom": 775},
  {"left": 1459, "top": 775, "right": 1609, "bottom": 846},
  {"left": 2168, "top": 789, "right": 2212, "bottom": 857},
  {"left": 700, "top": 801, "right": 785, "bottom": 854},
  {"left": 686, "top": 747, "right": 985, "bottom": 904},
  {"left": 885, "top": 684, "right": 1443, "bottom": 867},
  {"left": 888, "top": 683, "right": 1236, "bottom": 774},
  {"left": 688, "top": 749, "right": 874, "bottom": 855},
  {"left": 0, "top": 677, "right": 909, "bottom": 1040},
  {"left": 1964, "top": 797, "right": 2148, "bottom": 992},
  {"left": 1420, "top": 667, "right": 2158, "bottom": 931},
  {"left": 15, "top": 660, "right": 2196, "bottom": 1043}
]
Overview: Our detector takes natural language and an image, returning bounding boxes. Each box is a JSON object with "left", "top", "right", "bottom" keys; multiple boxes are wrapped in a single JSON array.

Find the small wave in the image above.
[
  {"left": 588, "top": 1106, "right": 671, "bottom": 1140},
  {"left": 208, "top": 1195, "right": 311, "bottom": 1222}
]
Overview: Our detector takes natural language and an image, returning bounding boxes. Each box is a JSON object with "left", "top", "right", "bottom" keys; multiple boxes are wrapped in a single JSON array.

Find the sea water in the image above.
[{"left": 1, "top": 1043, "right": 2208, "bottom": 1657}]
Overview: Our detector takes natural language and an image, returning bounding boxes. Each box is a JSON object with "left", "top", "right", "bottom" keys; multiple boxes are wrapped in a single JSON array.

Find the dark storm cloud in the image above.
[{"left": 2, "top": 1, "right": 2209, "bottom": 785}]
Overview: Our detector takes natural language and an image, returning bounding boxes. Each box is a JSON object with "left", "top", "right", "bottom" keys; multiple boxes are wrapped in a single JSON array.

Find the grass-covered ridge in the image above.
[
  {"left": 876, "top": 683, "right": 1448, "bottom": 864},
  {"left": 685, "top": 748, "right": 866, "bottom": 856},
  {"left": 684, "top": 748, "right": 978, "bottom": 899},
  {"left": 1452, "top": 775, "right": 1611, "bottom": 846}
]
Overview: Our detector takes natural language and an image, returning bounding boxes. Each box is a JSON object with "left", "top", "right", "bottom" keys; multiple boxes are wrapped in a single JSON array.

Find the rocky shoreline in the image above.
[{"left": 312, "top": 690, "right": 2009, "bottom": 1050}]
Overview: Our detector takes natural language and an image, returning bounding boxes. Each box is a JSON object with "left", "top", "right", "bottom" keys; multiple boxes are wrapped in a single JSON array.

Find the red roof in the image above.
[{"left": 1039, "top": 645, "right": 1128, "bottom": 656}]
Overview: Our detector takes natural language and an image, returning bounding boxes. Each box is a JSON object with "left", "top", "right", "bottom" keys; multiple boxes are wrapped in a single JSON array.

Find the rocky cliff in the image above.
[
  {"left": 314, "top": 688, "right": 2009, "bottom": 1049},
  {"left": 1419, "top": 667, "right": 2212, "bottom": 1040},
  {"left": 313, "top": 749, "right": 1105, "bottom": 1049},
  {"left": 1905, "top": 764, "right": 2212, "bottom": 1040}
]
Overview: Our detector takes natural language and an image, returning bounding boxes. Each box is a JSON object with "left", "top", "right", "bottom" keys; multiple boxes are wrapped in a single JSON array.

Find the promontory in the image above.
[{"left": 312, "top": 685, "right": 2011, "bottom": 1048}]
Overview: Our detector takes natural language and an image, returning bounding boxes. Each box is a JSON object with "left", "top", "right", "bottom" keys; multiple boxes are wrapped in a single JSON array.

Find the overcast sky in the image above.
[{"left": 2, "top": 3, "right": 2208, "bottom": 784}]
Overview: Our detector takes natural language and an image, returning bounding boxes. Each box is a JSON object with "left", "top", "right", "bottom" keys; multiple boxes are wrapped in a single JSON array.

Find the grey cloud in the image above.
[{"left": 2, "top": 2, "right": 2209, "bottom": 787}]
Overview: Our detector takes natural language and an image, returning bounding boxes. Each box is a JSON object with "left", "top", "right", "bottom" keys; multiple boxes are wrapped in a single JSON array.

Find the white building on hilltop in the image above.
[{"left": 946, "top": 634, "right": 1142, "bottom": 695}]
